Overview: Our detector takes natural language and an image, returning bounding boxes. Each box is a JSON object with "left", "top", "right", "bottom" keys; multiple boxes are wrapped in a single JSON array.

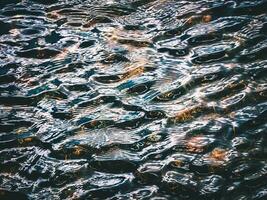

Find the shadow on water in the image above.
[{"left": 0, "top": 0, "right": 267, "bottom": 199}]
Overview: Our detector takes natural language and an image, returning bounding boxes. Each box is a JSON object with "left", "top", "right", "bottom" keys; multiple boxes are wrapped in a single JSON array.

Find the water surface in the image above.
[{"left": 0, "top": 0, "right": 267, "bottom": 199}]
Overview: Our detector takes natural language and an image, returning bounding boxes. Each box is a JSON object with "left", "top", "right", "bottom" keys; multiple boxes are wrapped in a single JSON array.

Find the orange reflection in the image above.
[
  {"left": 186, "top": 135, "right": 206, "bottom": 153},
  {"left": 18, "top": 137, "right": 33, "bottom": 144},
  {"left": 171, "top": 106, "right": 202, "bottom": 123},
  {"left": 122, "top": 66, "right": 145, "bottom": 80},
  {"left": 172, "top": 160, "right": 183, "bottom": 167},
  {"left": 208, "top": 148, "right": 227, "bottom": 163},
  {"left": 202, "top": 15, "right": 212, "bottom": 23},
  {"left": 73, "top": 146, "right": 86, "bottom": 156},
  {"left": 186, "top": 14, "right": 212, "bottom": 25}
]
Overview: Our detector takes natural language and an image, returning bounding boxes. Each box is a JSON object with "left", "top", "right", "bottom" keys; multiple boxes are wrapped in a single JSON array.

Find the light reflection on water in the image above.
[{"left": 0, "top": 0, "right": 267, "bottom": 199}]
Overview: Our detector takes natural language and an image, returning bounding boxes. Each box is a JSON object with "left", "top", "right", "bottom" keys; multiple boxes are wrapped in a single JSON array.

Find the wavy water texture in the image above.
[{"left": 0, "top": 0, "right": 267, "bottom": 199}]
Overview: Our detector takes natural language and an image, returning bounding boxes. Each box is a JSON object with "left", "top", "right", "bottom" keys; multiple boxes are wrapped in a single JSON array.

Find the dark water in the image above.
[{"left": 0, "top": 0, "right": 267, "bottom": 199}]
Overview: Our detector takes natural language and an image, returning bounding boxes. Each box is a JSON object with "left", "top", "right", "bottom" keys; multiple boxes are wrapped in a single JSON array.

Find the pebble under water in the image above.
[{"left": 0, "top": 0, "right": 267, "bottom": 199}]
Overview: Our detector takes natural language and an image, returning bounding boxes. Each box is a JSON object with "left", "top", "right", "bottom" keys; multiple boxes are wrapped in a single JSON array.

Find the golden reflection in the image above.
[
  {"left": 202, "top": 15, "right": 212, "bottom": 23},
  {"left": 123, "top": 66, "right": 145, "bottom": 80},
  {"left": 186, "top": 15, "right": 201, "bottom": 25},
  {"left": 186, "top": 16, "right": 195, "bottom": 25},
  {"left": 186, "top": 14, "right": 212, "bottom": 25},
  {"left": 170, "top": 106, "right": 202, "bottom": 123},
  {"left": 18, "top": 137, "right": 33, "bottom": 144},
  {"left": 159, "top": 91, "right": 173, "bottom": 99},
  {"left": 16, "top": 127, "right": 28, "bottom": 134},
  {"left": 147, "top": 133, "right": 161, "bottom": 142},
  {"left": 172, "top": 160, "right": 183, "bottom": 167},
  {"left": 186, "top": 135, "right": 205, "bottom": 153},
  {"left": 73, "top": 146, "right": 86, "bottom": 156},
  {"left": 228, "top": 111, "right": 236, "bottom": 119},
  {"left": 227, "top": 81, "right": 245, "bottom": 89},
  {"left": 208, "top": 148, "right": 227, "bottom": 163}
]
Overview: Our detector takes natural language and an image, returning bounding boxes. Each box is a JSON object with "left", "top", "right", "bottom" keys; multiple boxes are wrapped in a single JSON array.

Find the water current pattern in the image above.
[{"left": 0, "top": 0, "right": 267, "bottom": 199}]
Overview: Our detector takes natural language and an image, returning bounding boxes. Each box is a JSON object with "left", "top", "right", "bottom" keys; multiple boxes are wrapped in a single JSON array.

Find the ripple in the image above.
[{"left": 0, "top": 0, "right": 267, "bottom": 199}]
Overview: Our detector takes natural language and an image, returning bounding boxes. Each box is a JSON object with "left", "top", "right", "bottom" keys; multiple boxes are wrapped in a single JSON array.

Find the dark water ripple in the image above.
[{"left": 0, "top": 0, "right": 267, "bottom": 199}]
